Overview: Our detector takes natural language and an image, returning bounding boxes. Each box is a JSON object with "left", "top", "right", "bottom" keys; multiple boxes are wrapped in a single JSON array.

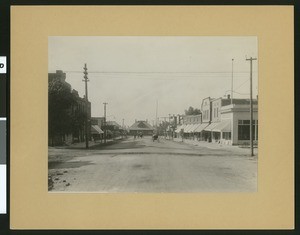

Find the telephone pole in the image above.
[
  {"left": 246, "top": 57, "right": 257, "bottom": 157},
  {"left": 231, "top": 58, "right": 234, "bottom": 104},
  {"left": 155, "top": 100, "right": 158, "bottom": 131},
  {"left": 83, "top": 63, "right": 89, "bottom": 149},
  {"left": 103, "top": 102, "right": 108, "bottom": 143},
  {"left": 168, "top": 114, "right": 171, "bottom": 140},
  {"left": 122, "top": 118, "right": 125, "bottom": 138}
]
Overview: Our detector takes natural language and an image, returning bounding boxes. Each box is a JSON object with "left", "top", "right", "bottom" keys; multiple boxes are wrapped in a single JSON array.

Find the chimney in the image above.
[{"left": 227, "top": 94, "right": 230, "bottom": 99}]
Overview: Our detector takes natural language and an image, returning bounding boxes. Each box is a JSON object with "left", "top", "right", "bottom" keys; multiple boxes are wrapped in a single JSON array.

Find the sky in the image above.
[{"left": 48, "top": 36, "right": 258, "bottom": 127}]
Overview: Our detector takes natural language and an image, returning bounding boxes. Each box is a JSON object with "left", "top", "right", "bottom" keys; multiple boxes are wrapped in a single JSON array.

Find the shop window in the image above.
[
  {"left": 222, "top": 132, "right": 231, "bottom": 140},
  {"left": 238, "top": 120, "right": 258, "bottom": 140},
  {"left": 213, "top": 132, "right": 220, "bottom": 140},
  {"left": 255, "top": 124, "right": 258, "bottom": 140},
  {"left": 238, "top": 124, "right": 250, "bottom": 140}
]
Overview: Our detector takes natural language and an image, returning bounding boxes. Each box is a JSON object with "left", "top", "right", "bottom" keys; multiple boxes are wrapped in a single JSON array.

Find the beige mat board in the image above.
[{"left": 10, "top": 6, "right": 294, "bottom": 229}]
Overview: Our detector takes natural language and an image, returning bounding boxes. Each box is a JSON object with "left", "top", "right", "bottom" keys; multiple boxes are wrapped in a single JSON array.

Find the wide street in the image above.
[{"left": 48, "top": 136, "right": 257, "bottom": 192}]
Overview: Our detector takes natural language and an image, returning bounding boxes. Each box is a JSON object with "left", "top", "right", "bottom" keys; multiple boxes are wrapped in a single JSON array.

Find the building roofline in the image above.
[{"left": 211, "top": 97, "right": 223, "bottom": 102}]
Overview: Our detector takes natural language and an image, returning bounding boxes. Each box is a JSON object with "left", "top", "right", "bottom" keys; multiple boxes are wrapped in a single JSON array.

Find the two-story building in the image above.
[
  {"left": 203, "top": 95, "right": 258, "bottom": 145},
  {"left": 220, "top": 103, "right": 258, "bottom": 145},
  {"left": 48, "top": 70, "right": 91, "bottom": 146},
  {"left": 175, "top": 114, "right": 201, "bottom": 138},
  {"left": 197, "top": 97, "right": 214, "bottom": 141}
]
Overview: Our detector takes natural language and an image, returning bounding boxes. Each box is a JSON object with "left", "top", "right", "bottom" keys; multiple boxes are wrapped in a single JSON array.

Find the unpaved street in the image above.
[{"left": 48, "top": 136, "right": 257, "bottom": 192}]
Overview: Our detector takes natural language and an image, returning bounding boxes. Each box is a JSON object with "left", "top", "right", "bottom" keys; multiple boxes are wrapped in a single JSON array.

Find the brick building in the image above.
[{"left": 48, "top": 70, "right": 91, "bottom": 146}]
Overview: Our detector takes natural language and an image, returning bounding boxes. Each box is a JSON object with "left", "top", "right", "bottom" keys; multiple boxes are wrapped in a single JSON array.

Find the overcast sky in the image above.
[{"left": 49, "top": 36, "right": 258, "bottom": 127}]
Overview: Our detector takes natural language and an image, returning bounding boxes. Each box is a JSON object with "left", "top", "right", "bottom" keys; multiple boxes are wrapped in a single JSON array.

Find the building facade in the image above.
[
  {"left": 202, "top": 96, "right": 258, "bottom": 145},
  {"left": 220, "top": 104, "right": 258, "bottom": 145},
  {"left": 129, "top": 120, "right": 154, "bottom": 136},
  {"left": 48, "top": 70, "right": 91, "bottom": 146}
]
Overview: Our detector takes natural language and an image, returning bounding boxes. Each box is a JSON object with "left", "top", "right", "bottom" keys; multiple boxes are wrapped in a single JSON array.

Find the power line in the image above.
[
  {"left": 224, "top": 78, "right": 251, "bottom": 95},
  {"left": 232, "top": 91, "right": 249, "bottom": 95},
  {"left": 56, "top": 72, "right": 253, "bottom": 81},
  {"left": 234, "top": 78, "right": 250, "bottom": 91},
  {"left": 62, "top": 71, "right": 257, "bottom": 74}
]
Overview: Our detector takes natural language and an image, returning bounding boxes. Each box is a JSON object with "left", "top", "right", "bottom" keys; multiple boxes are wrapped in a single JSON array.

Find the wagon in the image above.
[{"left": 152, "top": 134, "right": 159, "bottom": 142}]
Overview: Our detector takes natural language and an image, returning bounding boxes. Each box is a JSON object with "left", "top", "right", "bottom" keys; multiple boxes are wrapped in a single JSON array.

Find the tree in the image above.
[
  {"left": 70, "top": 108, "right": 86, "bottom": 143},
  {"left": 48, "top": 78, "right": 76, "bottom": 146},
  {"left": 184, "top": 106, "right": 201, "bottom": 115},
  {"left": 157, "top": 121, "right": 170, "bottom": 135}
]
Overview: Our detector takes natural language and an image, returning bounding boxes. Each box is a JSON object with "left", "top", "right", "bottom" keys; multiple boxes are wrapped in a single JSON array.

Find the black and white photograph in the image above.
[{"left": 48, "top": 36, "right": 258, "bottom": 192}]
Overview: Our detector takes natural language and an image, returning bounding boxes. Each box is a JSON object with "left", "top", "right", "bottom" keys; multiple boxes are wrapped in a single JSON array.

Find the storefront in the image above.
[
  {"left": 193, "top": 123, "right": 209, "bottom": 141},
  {"left": 221, "top": 104, "right": 258, "bottom": 145},
  {"left": 212, "top": 119, "right": 231, "bottom": 144},
  {"left": 91, "top": 125, "right": 104, "bottom": 141},
  {"left": 203, "top": 122, "right": 219, "bottom": 142}
]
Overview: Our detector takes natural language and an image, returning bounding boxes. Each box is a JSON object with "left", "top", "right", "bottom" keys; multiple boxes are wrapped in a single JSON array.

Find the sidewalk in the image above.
[
  {"left": 170, "top": 137, "right": 258, "bottom": 155},
  {"left": 48, "top": 137, "right": 126, "bottom": 150}
]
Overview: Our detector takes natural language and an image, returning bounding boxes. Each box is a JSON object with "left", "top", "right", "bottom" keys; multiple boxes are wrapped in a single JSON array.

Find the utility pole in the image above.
[
  {"left": 103, "top": 102, "right": 108, "bottom": 143},
  {"left": 155, "top": 100, "right": 158, "bottom": 130},
  {"left": 246, "top": 57, "right": 257, "bottom": 157},
  {"left": 122, "top": 118, "right": 125, "bottom": 138},
  {"left": 172, "top": 114, "right": 176, "bottom": 140},
  {"left": 83, "top": 63, "right": 89, "bottom": 149},
  {"left": 168, "top": 114, "right": 171, "bottom": 140},
  {"left": 231, "top": 58, "right": 234, "bottom": 104}
]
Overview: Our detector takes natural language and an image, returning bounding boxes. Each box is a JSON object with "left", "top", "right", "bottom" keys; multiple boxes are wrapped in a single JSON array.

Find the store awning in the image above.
[
  {"left": 194, "top": 123, "right": 210, "bottom": 133},
  {"left": 212, "top": 120, "right": 231, "bottom": 132},
  {"left": 91, "top": 125, "right": 104, "bottom": 134},
  {"left": 175, "top": 125, "right": 182, "bottom": 133},
  {"left": 187, "top": 124, "right": 201, "bottom": 133},
  {"left": 106, "top": 130, "right": 113, "bottom": 135},
  {"left": 184, "top": 124, "right": 193, "bottom": 133},
  {"left": 204, "top": 122, "right": 220, "bottom": 131},
  {"left": 175, "top": 124, "right": 185, "bottom": 133}
]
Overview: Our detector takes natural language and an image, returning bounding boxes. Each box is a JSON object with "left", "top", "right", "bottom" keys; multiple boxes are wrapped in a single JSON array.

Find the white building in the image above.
[
  {"left": 220, "top": 104, "right": 258, "bottom": 145},
  {"left": 200, "top": 96, "right": 258, "bottom": 145}
]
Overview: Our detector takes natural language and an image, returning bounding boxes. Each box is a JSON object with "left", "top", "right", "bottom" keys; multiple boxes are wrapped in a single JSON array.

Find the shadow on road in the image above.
[
  {"left": 89, "top": 139, "right": 145, "bottom": 150},
  {"left": 48, "top": 160, "right": 94, "bottom": 169}
]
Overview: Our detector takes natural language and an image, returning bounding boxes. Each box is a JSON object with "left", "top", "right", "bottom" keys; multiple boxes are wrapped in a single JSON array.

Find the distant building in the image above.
[
  {"left": 201, "top": 97, "right": 214, "bottom": 123},
  {"left": 129, "top": 120, "right": 154, "bottom": 136},
  {"left": 91, "top": 117, "right": 105, "bottom": 141},
  {"left": 106, "top": 121, "right": 121, "bottom": 130},
  {"left": 175, "top": 114, "right": 202, "bottom": 138},
  {"left": 91, "top": 117, "right": 105, "bottom": 128},
  {"left": 104, "top": 121, "right": 123, "bottom": 139}
]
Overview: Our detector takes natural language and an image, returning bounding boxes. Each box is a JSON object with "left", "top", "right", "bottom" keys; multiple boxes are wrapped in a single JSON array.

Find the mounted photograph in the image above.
[{"left": 48, "top": 36, "right": 258, "bottom": 192}]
